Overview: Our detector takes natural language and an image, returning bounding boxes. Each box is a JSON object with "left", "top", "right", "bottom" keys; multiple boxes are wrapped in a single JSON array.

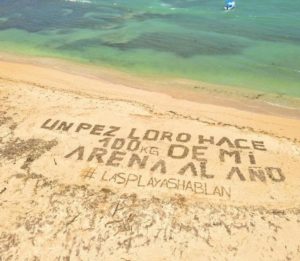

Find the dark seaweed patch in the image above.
[
  {"left": 0, "top": 0, "right": 127, "bottom": 32},
  {"left": 54, "top": 38, "right": 103, "bottom": 52},
  {"left": 131, "top": 12, "right": 170, "bottom": 22},
  {"left": 57, "top": 31, "right": 248, "bottom": 57},
  {"left": 0, "top": 138, "right": 58, "bottom": 169},
  {"left": 101, "top": 32, "right": 248, "bottom": 57},
  {"left": 0, "top": 0, "right": 170, "bottom": 33}
]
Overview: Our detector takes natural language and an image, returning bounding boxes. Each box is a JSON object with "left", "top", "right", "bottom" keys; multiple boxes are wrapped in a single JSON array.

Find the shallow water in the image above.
[{"left": 0, "top": 0, "right": 299, "bottom": 97}]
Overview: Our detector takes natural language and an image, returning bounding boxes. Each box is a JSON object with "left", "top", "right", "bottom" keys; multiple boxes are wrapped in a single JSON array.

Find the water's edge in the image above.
[{"left": 1, "top": 51, "right": 300, "bottom": 120}]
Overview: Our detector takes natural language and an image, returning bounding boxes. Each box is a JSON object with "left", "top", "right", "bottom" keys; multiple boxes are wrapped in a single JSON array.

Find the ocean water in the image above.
[{"left": 0, "top": 0, "right": 300, "bottom": 97}]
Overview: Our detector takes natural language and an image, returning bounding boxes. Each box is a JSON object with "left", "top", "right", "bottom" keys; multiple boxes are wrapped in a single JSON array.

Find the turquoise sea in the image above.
[{"left": 0, "top": 0, "right": 300, "bottom": 97}]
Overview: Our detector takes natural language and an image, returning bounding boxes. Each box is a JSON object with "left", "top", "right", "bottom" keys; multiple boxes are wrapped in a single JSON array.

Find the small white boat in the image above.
[{"left": 224, "top": 0, "right": 236, "bottom": 10}]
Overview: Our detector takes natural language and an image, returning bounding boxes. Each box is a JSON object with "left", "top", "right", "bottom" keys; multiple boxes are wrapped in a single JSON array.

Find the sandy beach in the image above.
[{"left": 0, "top": 57, "right": 300, "bottom": 260}]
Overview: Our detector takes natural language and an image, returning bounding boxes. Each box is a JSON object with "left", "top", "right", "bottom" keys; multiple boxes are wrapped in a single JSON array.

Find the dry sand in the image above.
[{"left": 0, "top": 58, "right": 300, "bottom": 260}]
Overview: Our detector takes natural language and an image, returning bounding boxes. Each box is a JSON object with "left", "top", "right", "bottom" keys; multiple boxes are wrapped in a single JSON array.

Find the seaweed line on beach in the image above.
[{"left": 0, "top": 138, "right": 58, "bottom": 170}]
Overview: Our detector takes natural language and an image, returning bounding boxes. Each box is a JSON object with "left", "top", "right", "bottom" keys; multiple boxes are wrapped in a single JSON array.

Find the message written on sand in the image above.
[{"left": 39, "top": 118, "right": 288, "bottom": 203}]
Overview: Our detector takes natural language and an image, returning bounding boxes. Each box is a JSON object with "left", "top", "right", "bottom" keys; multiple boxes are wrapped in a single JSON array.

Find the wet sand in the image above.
[{"left": 0, "top": 57, "right": 300, "bottom": 260}]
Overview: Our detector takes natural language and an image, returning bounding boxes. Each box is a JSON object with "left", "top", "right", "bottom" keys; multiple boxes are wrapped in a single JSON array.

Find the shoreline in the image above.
[{"left": 1, "top": 51, "right": 300, "bottom": 120}]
